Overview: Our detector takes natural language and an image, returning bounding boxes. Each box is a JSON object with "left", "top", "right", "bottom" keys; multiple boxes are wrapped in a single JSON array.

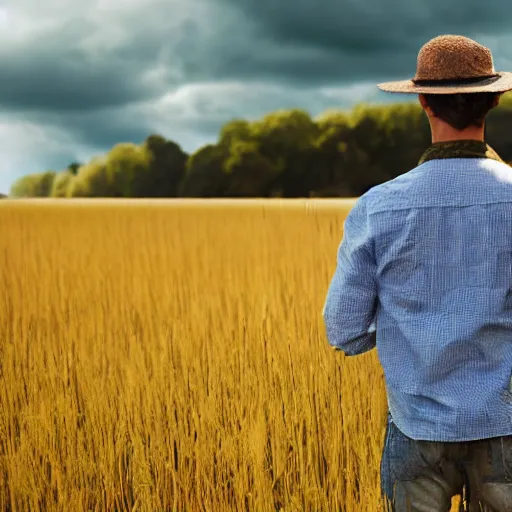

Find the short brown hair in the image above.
[{"left": 422, "top": 92, "right": 500, "bottom": 131}]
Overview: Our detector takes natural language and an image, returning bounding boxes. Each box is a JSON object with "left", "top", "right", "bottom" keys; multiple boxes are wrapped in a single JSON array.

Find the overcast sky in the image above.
[{"left": 1, "top": 0, "right": 512, "bottom": 193}]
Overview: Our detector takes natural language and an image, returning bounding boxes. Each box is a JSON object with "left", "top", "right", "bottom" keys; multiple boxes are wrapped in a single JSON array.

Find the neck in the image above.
[{"left": 430, "top": 120, "right": 485, "bottom": 144}]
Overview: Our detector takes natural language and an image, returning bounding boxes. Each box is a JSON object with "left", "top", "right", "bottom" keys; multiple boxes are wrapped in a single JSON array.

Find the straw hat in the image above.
[{"left": 377, "top": 35, "right": 512, "bottom": 94}]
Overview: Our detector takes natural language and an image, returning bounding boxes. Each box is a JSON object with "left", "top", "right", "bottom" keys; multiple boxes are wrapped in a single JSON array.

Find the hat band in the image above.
[{"left": 412, "top": 73, "right": 500, "bottom": 86}]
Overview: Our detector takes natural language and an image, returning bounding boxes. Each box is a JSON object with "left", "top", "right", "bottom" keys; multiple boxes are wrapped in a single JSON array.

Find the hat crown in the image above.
[{"left": 414, "top": 35, "right": 495, "bottom": 81}]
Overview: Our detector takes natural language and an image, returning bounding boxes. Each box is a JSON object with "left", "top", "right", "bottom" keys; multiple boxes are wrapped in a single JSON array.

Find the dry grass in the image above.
[{"left": 0, "top": 199, "right": 458, "bottom": 511}]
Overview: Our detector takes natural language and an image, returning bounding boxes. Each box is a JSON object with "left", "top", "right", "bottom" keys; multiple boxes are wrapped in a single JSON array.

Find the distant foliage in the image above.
[
  {"left": 142, "top": 135, "right": 188, "bottom": 197},
  {"left": 68, "top": 158, "right": 110, "bottom": 198},
  {"left": 10, "top": 170, "right": 56, "bottom": 198},
  {"left": 9, "top": 96, "right": 512, "bottom": 198},
  {"left": 51, "top": 171, "right": 75, "bottom": 198}
]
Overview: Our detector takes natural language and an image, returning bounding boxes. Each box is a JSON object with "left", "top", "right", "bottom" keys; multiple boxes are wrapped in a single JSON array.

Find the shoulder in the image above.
[
  {"left": 479, "top": 159, "right": 512, "bottom": 183},
  {"left": 358, "top": 166, "right": 425, "bottom": 215}
]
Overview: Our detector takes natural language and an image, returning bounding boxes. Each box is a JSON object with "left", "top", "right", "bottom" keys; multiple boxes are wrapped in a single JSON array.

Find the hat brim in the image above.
[{"left": 377, "top": 72, "right": 512, "bottom": 94}]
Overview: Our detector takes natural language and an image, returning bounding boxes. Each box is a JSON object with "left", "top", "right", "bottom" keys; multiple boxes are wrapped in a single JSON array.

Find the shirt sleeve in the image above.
[{"left": 322, "top": 195, "right": 378, "bottom": 356}]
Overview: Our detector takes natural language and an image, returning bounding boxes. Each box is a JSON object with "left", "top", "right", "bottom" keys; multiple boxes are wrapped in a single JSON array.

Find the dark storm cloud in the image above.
[
  {"left": 0, "top": 57, "right": 150, "bottom": 112},
  {"left": 223, "top": 0, "right": 505, "bottom": 51},
  {"left": 57, "top": 110, "right": 157, "bottom": 150},
  {"left": 0, "top": 7, "right": 182, "bottom": 113},
  {"left": 0, "top": 34, "right": 151, "bottom": 112},
  {"left": 196, "top": 0, "right": 512, "bottom": 85},
  {"left": 2, "top": 0, "right": 510, "bottom": 116}
]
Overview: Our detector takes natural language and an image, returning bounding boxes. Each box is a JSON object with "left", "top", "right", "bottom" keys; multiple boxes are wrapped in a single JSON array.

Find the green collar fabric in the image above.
[{"left": 418, "top": 140, "right": 505, "bottom": 165}]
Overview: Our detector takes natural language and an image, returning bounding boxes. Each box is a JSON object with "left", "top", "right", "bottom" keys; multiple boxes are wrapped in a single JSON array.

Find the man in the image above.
[{"left": 323, "top": 35, "right": 512, "bottom": 511}]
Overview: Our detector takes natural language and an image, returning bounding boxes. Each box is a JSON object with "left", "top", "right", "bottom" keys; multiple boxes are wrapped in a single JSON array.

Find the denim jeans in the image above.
[{"left": 381, "top": 414, "right": 512, "bottom": 511}]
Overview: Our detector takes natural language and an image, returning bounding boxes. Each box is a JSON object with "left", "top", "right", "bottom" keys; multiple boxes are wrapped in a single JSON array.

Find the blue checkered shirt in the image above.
[{"left": 323, "top": 157, "right": 512, "bottom": 442}]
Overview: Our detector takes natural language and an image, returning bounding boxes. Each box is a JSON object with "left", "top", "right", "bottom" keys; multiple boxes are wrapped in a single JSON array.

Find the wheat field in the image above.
[{"left": 0, "top": 199, "right": 461, "bottom": 512}]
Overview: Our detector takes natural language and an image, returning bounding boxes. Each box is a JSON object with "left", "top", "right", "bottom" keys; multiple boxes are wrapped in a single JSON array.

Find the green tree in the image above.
[
  {"left": 10, "top": 96, "right": 512, "bottom": 200},
  {"left": 69, "top": 144, "right": 152, "bottom": 198},
  {"left": 10, "top": 170, "right": 56, "bottom": 197},
  {"left": 180, "top": 145, "right": 228, "bottom": 197},
  {"left": 141, "top": 135, "right": 188, "bottom": 197},
  {"left": 314, "top": 111, "right": 359, "bottom": 196},
  {"left": 67, "top": 162, "right": 82, "bottom": 176},
  {"left": 486, "top": 94, "right": 512, "bottom": 161},
  {"left": 347, "top": 103, "right": 430, "bottom": 194},
  {"left": 250, "top": 109, "right": 320, "bottom": 197},
  {"left": 223, "top": 140, "right": 279, "bottom": 197},
  {"left": 217, "top": 119, "right": 281, "bottom": 197},
  {"left": 51, "top": 171, "right": 75, "bottom": 197},
  {"left": 218, "top": 120, "right": 252, "bottom": 148},
  {"left": 68, "top": 158, "right": 111, "bottom": 197},
  {"left": 105, "top": 143, "right": 152, "bottom": 197}
]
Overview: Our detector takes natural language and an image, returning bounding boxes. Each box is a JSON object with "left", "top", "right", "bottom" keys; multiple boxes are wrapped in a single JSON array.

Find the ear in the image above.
[{"left": 493, "top": 94, "right": 502, "bottom": 108}]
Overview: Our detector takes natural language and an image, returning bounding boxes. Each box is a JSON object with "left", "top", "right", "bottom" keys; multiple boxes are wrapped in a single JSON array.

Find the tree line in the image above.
[{"left": 9, "top": 97, "right": 512, "bottom": 199}]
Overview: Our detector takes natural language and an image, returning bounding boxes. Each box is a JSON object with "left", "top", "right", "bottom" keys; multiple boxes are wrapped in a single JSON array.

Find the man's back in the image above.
[
  {"left": 324, "top": 34, "right": 512, "bottom": 509},
  {"left": 367, "top": 157, "right": 512, "bottom": 441}
]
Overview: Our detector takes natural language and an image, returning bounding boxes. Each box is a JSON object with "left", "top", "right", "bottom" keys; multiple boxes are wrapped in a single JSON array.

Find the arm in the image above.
[{"left": 322, "top": 196, "right": 378, "bottom": 356}]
